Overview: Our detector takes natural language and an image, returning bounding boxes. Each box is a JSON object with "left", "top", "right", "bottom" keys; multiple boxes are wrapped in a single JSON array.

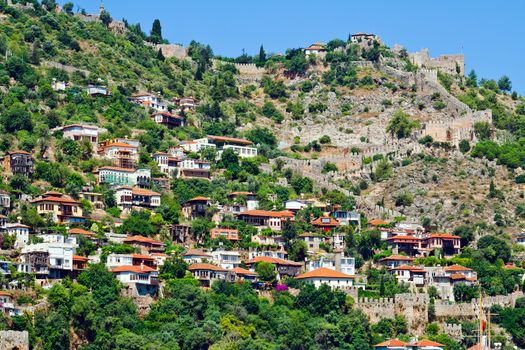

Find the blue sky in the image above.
[{"left": 64, "top": 0, "right": 525, "bottom": 93}]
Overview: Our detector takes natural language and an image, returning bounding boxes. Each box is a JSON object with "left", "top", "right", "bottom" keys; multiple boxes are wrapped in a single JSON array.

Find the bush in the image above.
[{"left": 319, "top": 135, "right": 331, "bottom": 144}]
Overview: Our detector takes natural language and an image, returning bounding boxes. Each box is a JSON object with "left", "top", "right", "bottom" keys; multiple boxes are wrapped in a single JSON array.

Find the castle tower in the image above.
[{"left": 99, "top": 1, "right": 104, "bottom": 15}]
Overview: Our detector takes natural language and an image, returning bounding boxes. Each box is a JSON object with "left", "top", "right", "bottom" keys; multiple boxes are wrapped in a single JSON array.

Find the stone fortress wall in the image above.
[
  {"left": 355, "top": 291, "right": 524, "bottom": 334},
  {"left": 409, "top": 48, "right": 465, "bottom": 76},
  {"left": 0, "top": 330, "right": 29, "bottom": 350}
]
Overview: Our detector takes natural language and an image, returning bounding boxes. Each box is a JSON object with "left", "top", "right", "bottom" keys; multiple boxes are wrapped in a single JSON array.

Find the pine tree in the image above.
[
  {"left": 150, "top": 19, "right": 162, "bottom": 44},
  {"left": 258, "top": 45, "right": 266, "bottom": 63},
  {"left": 156, "top": 48, "right": 165, "bottom": 61}
]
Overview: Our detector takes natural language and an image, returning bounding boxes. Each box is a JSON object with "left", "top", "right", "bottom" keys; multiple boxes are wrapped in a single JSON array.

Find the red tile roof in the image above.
[
  {"left": 132, "top": 187, "right": 160, "bottom": 196},
  {"left": 104, "top": 142, "right": 138, "bottom": 149},
  {"left": 411, "top": 339, "right": 444, "bottom": 347},
  {"left": 32, "top": 196, "right": 79, "bottom": 204},
  {"left": 449, "top": 273, "right": 467, "bottom": 280},
  {"left": 68, "top": 228, "right": 96, "bottom": 236},
  {"left": 311, "top": 216, "right": 339, "bottom": 227},
  {"left": 231, "top": 267, "right": 256, "bottom": 276},
  {"left": 0, "top": 291, "right": 12, "bottom": 297},
  {"left": 444, "top": 264, "right": 472, "bottom": 272},
  {"left": 124, "top": 235, "right": 163, "bottom": 246},
  {"left": 111, "top": 265, "right": 157, "bottom": 273},
  {"left": 229, "top": 191, "right": 255, "bottom": 196},
  {"left": 131, "top": 254, "right": 155, "bottom": 261},
  {"left": 296, "top": 267, "right": 354, "bottom": 279},
  {"left": 186, "top": 196, "right": 210, "bottom": 202},
  {"left": 368, "top": 219, "right": 390, "bottom": 226},
  {"left": 374, "top": 339, "right": 409, "bottom": 347},
  {"left": 73, "top": 255, "right": 89, "bottom": 262},
  {"left": 188, "top": 263, "right": 227, "bottom": 272},
  {"left": 426, "top": 233, "right": 460, "bottom": 239}
]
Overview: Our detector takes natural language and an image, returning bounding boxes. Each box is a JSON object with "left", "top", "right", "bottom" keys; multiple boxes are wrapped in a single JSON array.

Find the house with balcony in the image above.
[
  {"left": 151, "top": 111, "right": 185, "bottom": 128},
  {"left": 32, "top": 192, "right": 85, "bottom": 224},
  {"left": 250, "top": 235, "right": 286, "bottom": 248},
  {"left": 379, "top": 255, "right": 415, "bottom": 269},
  {"left": 306, "top": 252, "right": 355, "bottom": 276},
  {"left": 298, "top": 232, "right": 326, "bottom": 253},
  {"left": 311, "top": 214, "right": 340, "bottom": 232},
  {"left": 210, "top": 228, "right": 240, "bottom": 242},
  {"left": 210, "top": 249, "right": 240, "bottom": 269},
  {"left": 225, "top": 191, "right": 259, "bottom": 214},
  {"left": 386, "top": 235, "right": 422, "bottom": 257},
  {"left": 96, "top": 166, "right": 150, "bottom": 188},
  {"left": 422, "top": 233, "right": 461, "bottom": 256},
  {"left": 111, "top": 265, "right": 159, "bottom": 296},
  {"left": 182, "top": 249, "right": 213, "bottom": 265},
  {"left": 244, "top": 256, "right": 302, "bottom": 280},
  {"left": 0, "top": 190, "right": 10, "bottom": 213},
  {"left": 115, "top": 187, "right": 161, "bottom": 210},
  {"left": 181, "top": 135, "right": 257, "bottom": 158},
  {"left": 106, "top": 253, "right": 157, "bottom": 269},
  {"left": 178, "top": 159, "right": 211, "bottom": 180},
  {"left": 182, "top": 197, "right": 212, "bottom": 220},
  {"left": 296, "top": 267, "right": 355, "bottom": 289},
  {"left": 2, "top": 151, "right": 34, "bottom": 178},
  {"left": 231, "top": 267, "right": 257, "bottom": 282},
  {"left": 68, "top": 227, "right": 97, "bottom": 240},
  {"left": 80, "top": 191, "right": 104, "bottom": 210},
  {"left": 129, "top": 92, "right": 168, "bottom": 112},
  {"left": 248, "top": 249, "right": 288, "bottom": 260},
  {"left": 173, "top": 97, "right": 197, "bottom": 112},
  {"left": 304, "top": 42, "right": 326, "bottom": 57},
  {"left": 188, "top": 263, "right": 235, "bottom": 287},
  {"left": 331, "top": 209, "right": 360, "bottom": 227},
  {"left": 98, "top": 140, "right": 139, "bottom": 169},
  {"left": 5, "top": 223, "right": 30, "bottom": 249},
  {"left": 53, "top": 124, "right": 107, "bottom": 147},
  {"left": 21, "top": 237, "right": 77, "bottom": 278},
  {"left": 237, "top": 210, "right": 294, "bottom": 232},
  {"left": 389, "top": 265, "right": 426, "bottom": 286}
]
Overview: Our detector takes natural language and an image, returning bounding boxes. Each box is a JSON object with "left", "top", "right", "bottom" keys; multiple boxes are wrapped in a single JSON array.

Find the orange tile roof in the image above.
[
  {"left": 104, "top": 142, "right": 138, "bottom": 149},
  {"left": 32, "top": 196, "right": 79, "bottom": 204},
  {"left": 238, "top": 210, "right": 294, "bottom": 218},
  {"left": 311, "top": 216, "right": 339, "bottom": 227},
  {"left": 132, "top": 187, "right": 160, "bottom": 196},
  {"left": 374, "top": 339, "right": 409, "bottom": 347},
  {"left": 111, "top": 265, "right": 156, "bottom": 273},
  {"left": 131, "top": 254, "right": 155, "bottom": 260},
  {"left": 186, "top": 196, "right": 210, "bottom": 202},
  {"left": 68, "top": 228, "right": 96, "bottom": 236},
  {"left": 296, "top": 267, "right": 354, "bottom": 279},
  {"left": 426, "top": 233, "right": 460, "bottom": 239},
  {"left": 8, "top": 150, "right": 31, "bottom": 155},
  {"left": 245, "top": 256, "right": 302, "bottom": 267},
  {"left": 123, "top": 235, "right": 163, "bottom": 246},
  {"left": 444, "top": 264, "right": 472, "bottom": 272},
  {"left": 188, "top": 263, "right": 227, "bottom": 272},
  {"left": 380, "top": 255, "right": 415, "bottom": 262},
  {"left": 411, "top": 339, "right": 444, "bottom": 347},
  {"left": 73, "top": 255, "right": 89, "bottom": 262},
  {"left": 368, "top": 219, "right": 390, "bottom": 226},
  {"left": 229, "top": 191, "right": 254, "bottom": 196},
  {"left": 231, "top": 267, "right": 256, "bottom": 276},
  {"left": 207, "top": 135, "right": 253, "bottom": 145},
  {"left": 0, "top": 291, "right": 12, "bottom": 297},
  {"left": 449, "top": 273, "right": 467, "bottom": 280},
  {"left": 386, "top": 235, "right": 421, "bottom": 242},
  {"left": 6, "top": 223, "right": 30, "bottom": 228}
]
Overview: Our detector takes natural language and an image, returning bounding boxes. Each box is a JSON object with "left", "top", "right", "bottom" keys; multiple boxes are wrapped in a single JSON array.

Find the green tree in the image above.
[
  {"left": 100, "top": 10, "right": 112, "bottom": 26},
  {"left": 2, "top": 103, "right": 33, "bottom": 132},
  {"left": 459, "top": 139, "right": 471, "bottom": 153},
  {"left": 62, "top": 2, "right": 74, "bottom": 14},
  {"left": 466, "top": 69, "right": 478, "bottom": 87},
  {"left": 150, "top": 19, "right": 162, "bottom": 44},
  {"left": 119, "top": 210, "right": 157, "bottom": 236},
  {"left": 497, "top": 75, "right": 512, "bottom": 93},
  {"left": 473, "top": 121, "right": 492, "bottom": 140},
  {"left": 386, "top": 110, "right": 419, "bottom": 138},
  {"left": 255, "top": 261, "right": 277, "bottom": 284},
  {"left": 160, "top": 256, "right": 188, "bottom": 280}
]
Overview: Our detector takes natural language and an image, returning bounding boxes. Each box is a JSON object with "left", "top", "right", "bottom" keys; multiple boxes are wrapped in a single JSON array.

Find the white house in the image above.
[
  {"left": 111, "top": 265, "right": 158, "bottom": 286},
  {"left": 5, "top": 223, "right": 30, "bottom": 249},
  {"left": 304, "top": 42, "right": 326, "bottom": 57},
  {"left": 115, "top": 187, "right": 161, "bottom": 210},
  {"left": 129, "top": 92, "right": 168, "bottom": 112},
  {"left": 53, "top": 124, "right": 107, "bottom": 147},
  {"left": 86, "top": 85, "right": 108, "bottom": 96},
  {"left": 182, "top": 249, "right": 213, "bottom": 264},
  {"left": 296, "top": 267, "right": 355, "bottom": 289},
  {"left": 181, "top": 135, "right": 257, "bottom": 158},
  {"left": 210, "top": 249, "right": 240, "bottom": 270},
  {"left": 0, "top": 189, "right": 11, "bottom": 211},
  {"left": 389, "top": 265, "right": 426, "bottom": 286}
]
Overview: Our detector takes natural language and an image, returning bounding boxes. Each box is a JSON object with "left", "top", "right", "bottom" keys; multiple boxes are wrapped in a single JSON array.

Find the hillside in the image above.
[{"left": 1, "top": 1, "right": 525, "bottom": 350}]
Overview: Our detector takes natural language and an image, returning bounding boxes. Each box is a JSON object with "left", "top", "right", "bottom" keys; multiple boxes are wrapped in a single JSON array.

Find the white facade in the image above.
[
  {"left": 113, "top": 269, "right": 158, "bottom": 285},
  {"left": 55, "top": 124, "right": 107, "bottom": 146},
  {"left": 301, "top": 277, "right": 354, "bottom": 289},
  {"left": 22, "top": 242, "right": 75, "bottom": 271},
  {"left": 5, "top": 223, "right": 30, "bottom": 249},
  {"left": 0, "top": 191, "right": 11, "bottom": 209},
  {"left": 86, "top": 85, "right": 108, "bottom": 96},
  {"left": 180, "top": 139, "right": 216, "bottom": 153},
  {"left": 248, "top": 250, "right": 288, "bottom": 260},
  {"left": 222, "top": 144, "right": 258, "bottom": 158},
  {"left": 106, "top": 253, "right": 134, "bottom": 269},
  {"left": 130, "top": 94, "right": 168, "bottom": 112},
  {"left": 306, "top": 253, "right": 355, "bottom": 275},
  {"left": 211, "top": 250, "right": 240, "bottom": 270},
  {"left": 97, "top": 167, "right": 151, "bottom": 187}
]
